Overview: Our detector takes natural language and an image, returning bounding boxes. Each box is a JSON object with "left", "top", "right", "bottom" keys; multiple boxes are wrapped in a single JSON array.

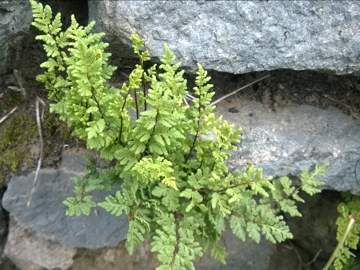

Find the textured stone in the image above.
[
  {"left": 89, "top": 1, "right": 360, "bottom": 75},
  {"left": 0, "top": 0, "right": 32, "bottom": 85},
  {"left": 215, "top": 98, "right": 360, "bottom": 195},
  {"left": 72, "top": 239, "right": 160, "bottom": 270},
  {"left": 4, "top": 215, "right": 76, "bottom": 270},
  {"left": 2, "top": 149, "right": 128, "bottom": 249},
  {"left": 0, "top": 209, "right": 16, "bottom": 270}
]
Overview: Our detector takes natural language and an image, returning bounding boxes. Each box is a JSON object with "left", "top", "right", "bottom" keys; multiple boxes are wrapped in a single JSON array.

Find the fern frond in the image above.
[
  {"left": 231, "top": 198, "right": 293, "bottom": 244},
  {"left": 63, "top": 195, "right": 96, "bottom": 216},
  {"left": 126, "top": 218, "right": 148, "bottom": 255},
  {"left": 151, "top": 221, "right": 202, "bottom": 270},
  {"left": 98, "top": 191, "right": 129, "bottom": 216},
  {"left": 300, "top": 163, "right": 328, "bottom": 195}
]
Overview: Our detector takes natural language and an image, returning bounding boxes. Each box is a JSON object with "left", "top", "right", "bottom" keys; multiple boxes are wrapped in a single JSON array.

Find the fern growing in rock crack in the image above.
[{"left": 30, "top": 0, "right": 328, "bottom": 268}]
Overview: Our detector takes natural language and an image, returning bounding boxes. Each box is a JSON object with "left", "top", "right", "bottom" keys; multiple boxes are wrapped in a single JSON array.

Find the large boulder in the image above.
[
  {"left": 89, "top": 1, "right": 360, "bottom": 75},
  {"left": 4, "top": 215, "right": 76, "bottom": 270},
  {"left": 0, "top": 0, "right": 32, "bottom": 86}
]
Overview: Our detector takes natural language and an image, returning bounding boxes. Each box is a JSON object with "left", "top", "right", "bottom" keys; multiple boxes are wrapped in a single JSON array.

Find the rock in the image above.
[
  {"left": 2, "top": 149, "right": 128, "bottom": 249},
  {"left": 4, "top": 214, "right": 76, "bottom": 270},
  {"left": 72, "top": 239, "right": 159, "bottom": 270},
  {"left": 214, "top": 98, "right": 360, "bottom": 195},
  {"left": 0, "top": 0, "right": 32, "bottom": 86},
  {"left": 0, "top": 208, "right": 16, "bottom": 270},
  {"left": 194, "top": 229, "right": 276, "bottom": 270},
  {"left": 88, "top": 1, "right": 360, "bottom": 75}
]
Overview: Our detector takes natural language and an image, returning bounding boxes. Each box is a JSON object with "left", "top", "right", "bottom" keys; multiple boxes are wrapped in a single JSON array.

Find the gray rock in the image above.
[
  {"left": 2, "top": 150, "right": 128, "bottom": 249},
  {"left": 88, "top": 1, "right": 360, "bottom": 75},
  {"left": 0, "top": 209, "right": 16, "bottom": 270},
  {"left": 215, "top": 98, "right": 360, "bottom": 194},
  {"left": 194, "top": 229, "right": 276, "bottom": 270},
  {"left": 4, "top": 215, "right": 76, "bottom": 270},
  {"left": 0, "top": 0, "right": 32, "bottom": 85},
  {"left": 72, "top": 239, "right": 160, "bottom": 270}
]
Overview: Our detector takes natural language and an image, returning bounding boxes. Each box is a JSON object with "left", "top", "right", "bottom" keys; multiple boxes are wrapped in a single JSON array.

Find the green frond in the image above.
[
  {"left": 152, "top": 183, "right": 180, "bottom": 211},
  {"left": 300, "top": 163, "right": 328, "bottom": 195},
  {"left": 231, "top": 198, "right": 293, "bottom": 244},
  {"left": 63, "top": 196, "right": 96, "bottom": 216},
  {"left": 98, "top": 191, "right": 129, "bottom": 216},
  {"left": 126, "top": 218, "right": 148, "bottom": 255},
  {"left": 151, "top": 225, "right": 202, "bottom": 270}
]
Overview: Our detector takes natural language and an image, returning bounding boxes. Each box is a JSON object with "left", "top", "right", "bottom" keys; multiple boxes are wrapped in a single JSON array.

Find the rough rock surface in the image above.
[
  {"left": 2, "top": 149, "right": 128, "bottom": 249},
  {"left": 4, "top": 215, "right": 76, "bottom": 270},
  {"left": 88, "top": 1, "right": 360, "bottom": 75},
  {"left": 0, "top": 209, "right": 15, "bottom": 270},
  {"left": 0, "top": 0, "right": 32, "bottom": 85},
  {"left": 216, "top": 100, "right": 360, "bottom": 195}
]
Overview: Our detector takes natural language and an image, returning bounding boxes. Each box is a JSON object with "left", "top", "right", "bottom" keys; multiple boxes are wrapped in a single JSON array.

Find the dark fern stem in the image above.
[
  {"left": 209, "top": 146, "right": 223, "bottom": 173},
  {"left": 118, "top": 115, "right": 124, "bottom": 144},
  {"left": 140, "top": 60, "right": 147, "bottom": 111},
  {"left": 78, "top": 169, "right": 93, "bottom": 203},
  {"left": 133, "top": 87, "right": 139, "bottom": 120},
  {"left": 170, "top": 212, "right": 180, "bottom": 268},
  {"left": 130, "top": 199, "right": 148, "bottom": 220},
  {"left": 118, "top": 88, "right": 131, "bottom": 144},
  {"left": 185, "top": 100, "right": 202, "bottom": 163},
  {"left": 90, "top": 86, "right": 113, "bottom": 133}
]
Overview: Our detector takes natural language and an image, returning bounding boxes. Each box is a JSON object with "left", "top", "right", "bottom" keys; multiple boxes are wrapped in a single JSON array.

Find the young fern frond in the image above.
[
  {"left": 98, "top": 191, "right": 130, "bottom": 216},
  {"left": 230, "top": 198, "right": 293, "bottom": 244},
  {"left": 62, "top": 156, "right": 104, "bottom": 216},
  {"left": 260, "top": 163, "right": 328, "bottom": 217}
]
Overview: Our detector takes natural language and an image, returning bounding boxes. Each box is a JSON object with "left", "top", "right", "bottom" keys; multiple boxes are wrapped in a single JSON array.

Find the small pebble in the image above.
[{"left": 228, "top": 107, "right": 239, "bottom": 113}]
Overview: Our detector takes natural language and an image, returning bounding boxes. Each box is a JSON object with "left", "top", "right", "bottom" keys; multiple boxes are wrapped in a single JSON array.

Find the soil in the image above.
[{"left": 1, "top": 0, "right": 360, "bottom": 269}]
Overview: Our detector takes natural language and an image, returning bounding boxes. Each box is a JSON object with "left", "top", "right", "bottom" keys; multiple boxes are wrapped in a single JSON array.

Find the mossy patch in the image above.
[{"left": 0, "top": 112, "right": 38, "bottom": 183}]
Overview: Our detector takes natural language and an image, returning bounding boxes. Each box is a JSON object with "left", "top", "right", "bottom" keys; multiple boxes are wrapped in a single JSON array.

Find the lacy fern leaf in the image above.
[{"left": 98, "top": 191, "right": 129, "bottom": 216}]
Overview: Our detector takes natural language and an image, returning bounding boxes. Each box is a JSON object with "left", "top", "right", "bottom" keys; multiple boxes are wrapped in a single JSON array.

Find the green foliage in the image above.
[
  {"left": 63, "top": 154, "right": 105, "bottom": 216},
  {"left": 30, "top": 1, "right": 328, "bottom": 268},
  {"left": 261, "top": 163, "right": 328, "bottom": 217},
  {"left": 331, "top": 193, "right": 360, "bottom": 270},
  {"left": 331, "top": 257, "right": 360, "bottom": 270}
]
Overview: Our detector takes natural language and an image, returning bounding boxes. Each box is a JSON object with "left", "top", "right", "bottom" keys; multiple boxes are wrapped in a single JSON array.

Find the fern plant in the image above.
[
  {"left": 29, "top": 0, "right": 328, "bottom": 268},
  {"left": 324, "top": 193, "right": 360, "bottom": 270}
]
